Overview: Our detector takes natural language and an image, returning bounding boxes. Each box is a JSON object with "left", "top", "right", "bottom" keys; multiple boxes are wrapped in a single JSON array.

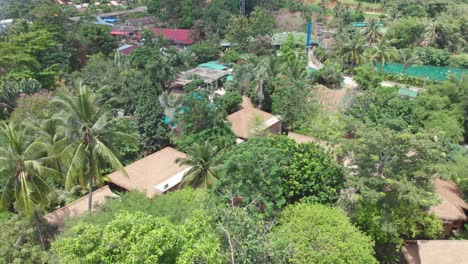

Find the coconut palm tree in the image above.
[
  {"left": 364, "top": 18, "right": 383, "bottom": 45},
  {"left": 366, "top": 39, "right": 398, "bottom": 72},
  {"left": 53, "top": 85, "right": 127, "bottom": 211},
  {"left": 0, "top": 123, "right": 60, "bottom": 248},
  {"left": 399, "top": 49, "right": 421, "bottom": 74},
  {"left": 422, "top": 20, "right": 437, "bottom": 47},
  {"left": 336, "top": 33, "right": 367, "bottom": 67},
  {"left": 176, "top": 141, "right": 222, "bottom": 189}
]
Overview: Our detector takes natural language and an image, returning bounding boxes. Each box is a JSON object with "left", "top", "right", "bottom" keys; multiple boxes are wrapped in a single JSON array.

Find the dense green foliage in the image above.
[
  {"left": 0, "top": 213, "right": 50, "bottom": 264},
  {"left": 216, "top": 136, "right": 344, "bottom": 215},
  {"left": 52, "top": 210, "right": 222, "bottom": 263},
  {"left": 270, "top": 203, "right": 377, "bottom": 264},
  {"left": 1, "top": 0, "right": 467, "bottom": 263}
]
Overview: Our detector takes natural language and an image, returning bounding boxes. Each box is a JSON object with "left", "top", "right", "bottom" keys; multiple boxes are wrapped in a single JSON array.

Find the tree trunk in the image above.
[
  {"left": 88, "top": 172, "right": 93, "bottom": 211},
  {"left": 33, "top": 211, "right": 46, "bottom": 250},
  {"left": 87, "top": 142, "right": 95, "bottom": 212},
  {"left": 403, "top": 64, "right": 408, "bottom": 75}
]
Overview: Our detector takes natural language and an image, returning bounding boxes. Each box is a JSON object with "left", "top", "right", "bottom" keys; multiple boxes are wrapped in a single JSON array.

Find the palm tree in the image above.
[
  {"left": 0, "top": 123, "right": 60, "bottom": 248},
  {"left": 35, "top": 118, "right": 70, "bottom": 173},
  {"left": 399, "top": 49, "right": 421, "bottom": 74},
  {"left": 176, "top": 141, "right": 221, "bottom": 189},
  {"left": 364, "top": 19, "right": 383, "bottom": 45},
  {"left": 53, "top": 86, "right": 127, "bottom": 211},
  {"left": 366, "top": 39, "right": 398, "bottom": 72},
  {"left": 336, "top": 33, "right": 367, "bottom": 67},
  {"left": 422, "top": 20, "right": 437, "bottom": 47},
  {"left": 232, "top": 55, "right": 275, "bottom": 109}
]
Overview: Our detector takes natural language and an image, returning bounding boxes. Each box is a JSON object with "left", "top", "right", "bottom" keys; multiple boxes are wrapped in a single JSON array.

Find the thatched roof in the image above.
[
  {"left": 402, "top": 240, "right": 468, "bottom": 264},
  {"left": 44, "top": 186, "right": 117, "bottom": 228},
  {"left": 107, "top": 147, "right": 190, "bottom": 198},
  {"left": 430, "top": 179, "right": 468, "bottom": 221}
]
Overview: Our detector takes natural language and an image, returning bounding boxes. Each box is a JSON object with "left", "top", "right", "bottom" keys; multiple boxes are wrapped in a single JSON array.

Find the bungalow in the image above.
[
  {"left": 108, "top": 147, "right": 190, "bottom": 198},
  {"left": 227, "top": 96, "right": 281, "bottom": 141},
  {"left": 402, "top": 240, "right": 468, "bottom": 264},
  {"left": 151, "top": 28, "right": 194, "bottom": 46},
  {"left": 43, "top": 186, "right": 118, "bottom": 228},
  {"left": 429, "top": 179, "right": 468, "bottom": 236}
]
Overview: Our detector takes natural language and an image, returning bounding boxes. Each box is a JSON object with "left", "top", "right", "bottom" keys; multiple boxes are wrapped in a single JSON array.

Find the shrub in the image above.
[
  {"left": 448, "top": 53, "right": 468, "bottom": 68},
  {"left": 188, "top": 42, "right": 220, "bottom": 64}
]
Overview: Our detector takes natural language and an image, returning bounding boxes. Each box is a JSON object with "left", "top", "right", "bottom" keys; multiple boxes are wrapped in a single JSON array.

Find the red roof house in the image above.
[{"left": 151, "top": 28, "right": 194, "bottom": 45}]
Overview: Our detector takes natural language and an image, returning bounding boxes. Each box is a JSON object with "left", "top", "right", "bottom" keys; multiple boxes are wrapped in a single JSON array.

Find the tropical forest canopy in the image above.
[{"left": 0, "top": 0, "right": 467, "bottom": 263}]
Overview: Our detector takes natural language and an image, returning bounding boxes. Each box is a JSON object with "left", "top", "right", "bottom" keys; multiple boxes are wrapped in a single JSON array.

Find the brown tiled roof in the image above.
[
  {"left": 287, "top": 132, "right": 317, "bottom": 144},
  {"left": 44, "top": 186, "right": 117, "bottom": 228},
  {"left": 402, "top": 240, "right": 468, "bottom": 264},
  {"left": 429, "top": 179, "right": 468, "bottom": 221},
  {"left": 107, "top": 147, "right": 189, "bottom": 198},
  {"left": 227, "top": 96, "right": 280, "bottom": 139}
]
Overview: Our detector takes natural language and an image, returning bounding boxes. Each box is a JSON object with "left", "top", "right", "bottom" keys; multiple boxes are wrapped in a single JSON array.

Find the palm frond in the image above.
[
  {"left": 94, "top": 139, "right": 126, "bottom": 176},
  {"left": 65, "top": 142, "right": 88, "bottom": 189}
]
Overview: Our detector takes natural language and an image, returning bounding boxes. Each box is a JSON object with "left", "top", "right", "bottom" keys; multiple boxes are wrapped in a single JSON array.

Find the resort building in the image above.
[
  {"left": 108, "top": 147, "right": 190, "bottom": 198},
  {"left": 228, "top": 96, "right": 282, "bottom": 141}
]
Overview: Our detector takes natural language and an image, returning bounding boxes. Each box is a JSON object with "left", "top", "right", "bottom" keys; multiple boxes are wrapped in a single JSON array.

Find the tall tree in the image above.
[
  {"left": 399, "top": 49, "right": 421, "bottom": 74},
  {"left": 335, "top": 32, "right": 367, "bottom": 66},
  {"left": 345, "top": 126, "right": 444, "bottom": 260},
  {"left": 225, "top": 15, "right": 252, "bottom": 51},
  {"left": 53, "top": 86, "right": 127, "bottom": 211},
  {"left": 366, "top": 39, "right": 398, "bottom": 71},
  {"left": 0, "top": 123, "right": 59, "bottom": 248},
  {"left": 364, "top": 18, "right": 383, "bottom": 45}
]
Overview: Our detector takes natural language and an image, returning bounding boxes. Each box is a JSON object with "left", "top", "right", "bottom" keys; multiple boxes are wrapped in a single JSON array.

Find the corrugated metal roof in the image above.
[
  {"left": 151, "top": 28, "right": 194, "bottom": 45},
  {"left": 198, "top": 61, "right": 228, "bottom": 70},
  {"left": 398, "top": 88, "right": 418, "bottom": 98}
]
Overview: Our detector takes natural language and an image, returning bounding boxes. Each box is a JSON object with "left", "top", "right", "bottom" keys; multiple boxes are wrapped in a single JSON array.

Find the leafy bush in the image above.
[
  {"left": 414, "top": 47, "right": 451, "bottom": 66},
  {"left": 270, "top": 203, "right": 378, "bottom": 263},
  {"left": 8, "top": 91, "right": 55, "bottom": 125},
  {"left": 448, "top": 53, "right": 468, "bottom": 68},
  {"left": 311, "top": 61, "right": 344, "bottom": 89},
  {"left": 188, "top": 42, "right": 220, "bottom": 64},
  {"left": 284, "top": 143, "right": 343, "bottom": 204},
  {"left": 353, "top": 64, "right": 383, "bottom": 90},
  {"left": 215, "top": 136, "right": 343, "bottom": 215},
  {"left": 52, "top": 210, "right": 222, "bottom": 264},
  {"left": 383, "top": 73, "right": 437, "bottom": 87},
  {"left": 63, "top": 189, "right": 209, "bottom": 229},
  {"left": 215, "top": 91, "right": 242, "bottom": 114},
  {"left": 0, "top": 214, "right": 50, "bottom": 264}
]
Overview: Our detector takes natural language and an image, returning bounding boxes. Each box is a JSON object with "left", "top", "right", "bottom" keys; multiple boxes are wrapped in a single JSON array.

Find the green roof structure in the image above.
[
  {"left": 198, "top": 61, "right": 228, "bottom": 70},
  {"left": 397, "top": 88, "right": 418, "bottom": 98}
]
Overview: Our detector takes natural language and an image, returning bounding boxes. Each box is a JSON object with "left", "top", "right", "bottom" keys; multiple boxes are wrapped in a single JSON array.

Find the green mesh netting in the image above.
[{"left": 376, "top": 63, "right": 467, "bottom": 81}]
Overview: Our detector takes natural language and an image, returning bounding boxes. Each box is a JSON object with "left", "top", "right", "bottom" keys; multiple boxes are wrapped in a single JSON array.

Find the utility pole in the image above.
[{"left": 240, "top": 0, "right": 246, "bottom": 16}]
